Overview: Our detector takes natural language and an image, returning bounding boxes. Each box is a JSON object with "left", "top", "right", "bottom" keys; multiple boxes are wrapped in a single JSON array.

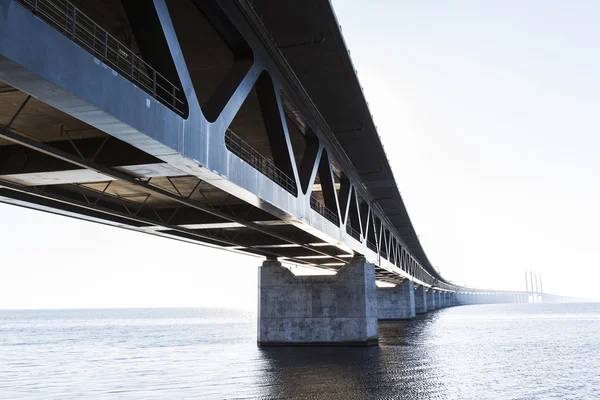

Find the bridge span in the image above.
[{"left": 0, "top": 0, "right": 583, "bottom": 345}]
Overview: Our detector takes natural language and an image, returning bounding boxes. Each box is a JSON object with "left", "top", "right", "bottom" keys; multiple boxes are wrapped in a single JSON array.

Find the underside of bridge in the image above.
[
  {"left": 0, "top": 80, "right": 358, "bottom": 270},
  {"left": 0, "top": 0, "right": 562, "bottom": 346},
  {"left": 0, "top": 0, "right": 424, "bottom": 286}
]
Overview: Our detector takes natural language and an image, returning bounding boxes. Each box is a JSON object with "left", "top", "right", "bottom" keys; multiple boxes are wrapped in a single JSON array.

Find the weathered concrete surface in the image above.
[
  {"left": 414, "top": 285, "right": 428, "bottom": 314},
  {"left": 377, "top": 279, "right": 415, "bottom": 320},
  {"left": 258, "top": 257, "right": 378, "bottom": 346},
  {"left": 427, "top": 289, "right": 437, "bottom": 310},
  {"left": 449, "top": 292, "right": 457, "bottom": 306}
]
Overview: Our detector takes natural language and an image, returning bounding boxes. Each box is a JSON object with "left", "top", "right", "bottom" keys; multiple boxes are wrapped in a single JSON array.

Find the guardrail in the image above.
[
  {"left": 346, "top": 224, "right": 361, "bottom": 241},
  {"left": 310, "top": 195, "right": 339, "bottom": 226},
  {"left": 15, "top": 0, "right": 186, "bottom": 116},
  {"left": 380, "top": 250, "right": 388, "bottom": 261},
  {"left": 366, "top": 240, "right": 377, "bottom": 252},
  {"left": 225, "top": 129, "right": 298, "bottom": 196}
]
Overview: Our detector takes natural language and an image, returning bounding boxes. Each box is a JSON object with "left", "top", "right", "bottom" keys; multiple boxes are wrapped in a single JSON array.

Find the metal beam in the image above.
[
  {"left": 0, "top": 179, "right": 333, "bottom": 266},
  {"left": 0, "top": 126, "right": 349, "bottom": 264}
]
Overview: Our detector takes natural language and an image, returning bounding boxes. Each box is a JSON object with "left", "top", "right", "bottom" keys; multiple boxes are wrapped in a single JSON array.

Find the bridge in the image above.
[{"left": 0, "top": 0, "right": 584, "bottom": 345}]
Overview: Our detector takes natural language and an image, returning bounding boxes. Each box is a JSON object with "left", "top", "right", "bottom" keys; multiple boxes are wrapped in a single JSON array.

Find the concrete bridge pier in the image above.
[
  {"left": 414, "top": 286, "right": 428, "bottom": 313},
  {"left": 258, "top": 257, "right": 378, "bottom": 346},
  {"left": 466, "top": 293, "right": 472, "bottom": 305},
  {"left": 449, "top": 292, "right": 457, "bottom": 306},
  {"left": 377, "top": 279, "right": 415, "bottom": 320},
  {"left": 427, "top": 288, "right": 437, "bottom": 310}
]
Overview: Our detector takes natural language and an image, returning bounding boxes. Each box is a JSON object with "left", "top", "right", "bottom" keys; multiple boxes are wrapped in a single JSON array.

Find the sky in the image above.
[{"left": 1, "top": 1, "right": 599, "bottom": 309}]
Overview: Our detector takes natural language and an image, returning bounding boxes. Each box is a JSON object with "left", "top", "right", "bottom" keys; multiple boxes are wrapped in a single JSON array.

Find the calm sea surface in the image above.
[{"left": 1, "top": 303, "right": 599, "bottom": 399}]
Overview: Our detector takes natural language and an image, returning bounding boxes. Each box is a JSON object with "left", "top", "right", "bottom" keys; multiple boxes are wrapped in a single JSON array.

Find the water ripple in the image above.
[{"left": 0, "top": 304, "right": 599, "bottom": 399}]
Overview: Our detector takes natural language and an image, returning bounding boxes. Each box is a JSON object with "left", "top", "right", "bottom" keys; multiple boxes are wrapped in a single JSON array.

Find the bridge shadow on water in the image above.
[{"left": 256, "top": 311, "right": 448, "bottom": 400}]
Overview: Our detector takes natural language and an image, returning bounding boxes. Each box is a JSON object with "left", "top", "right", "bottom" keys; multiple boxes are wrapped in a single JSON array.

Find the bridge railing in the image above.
[
  {"left": 366, "top": 240, "right": 377, "bottom": 253},
  {"left": 345, "top": 224, "right": 361, "bottom": 241},
  {"left": 15, "top": 0, "right": 186, "bottom": 116},
  {"left": 309, "top": 195, "right": 339, "bottom": 226},
  {"left": 225, "top": 129, "right": 298, "bottom": 196},
  {"left": 14, "top": 0, "right": 463, "bottom": 291}
]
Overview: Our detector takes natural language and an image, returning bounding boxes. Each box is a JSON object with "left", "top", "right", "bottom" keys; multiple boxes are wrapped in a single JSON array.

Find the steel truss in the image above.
[
  {"left": 0, "top": 121, "right": 351, "bottom": 267},
  {"left": 1, "top": 0, "right": 462, "bottom": 291}
]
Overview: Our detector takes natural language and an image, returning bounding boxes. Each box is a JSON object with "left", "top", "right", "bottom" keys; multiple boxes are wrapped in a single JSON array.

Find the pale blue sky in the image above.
[{"left": 1, "top": 1, "right": 599, "bottom": 308}]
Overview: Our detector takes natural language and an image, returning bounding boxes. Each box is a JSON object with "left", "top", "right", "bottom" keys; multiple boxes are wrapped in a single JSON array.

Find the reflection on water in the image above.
[{"left": 1, "top": 304, "right": 599, "bottom": 399}]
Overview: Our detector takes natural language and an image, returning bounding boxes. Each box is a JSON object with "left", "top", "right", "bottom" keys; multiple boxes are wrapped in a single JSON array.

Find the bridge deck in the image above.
[{"left": 0, "top": 0, "right": 506, "bottom": 294}]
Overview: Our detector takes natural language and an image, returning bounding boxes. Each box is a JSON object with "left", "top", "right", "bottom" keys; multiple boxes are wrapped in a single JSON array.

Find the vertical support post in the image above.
[
  {"left": 377, "top": 279, "right": 415, "bottom": 320},
  {"left": 152, "top": 70, "right": 157, "bottom": 97},
  {"left": 71, "top": 6, "right": 77, "bottom": 39},
  {"left": 427, "top": 288, "right": 437, "bottom": 311},
  {"left": 92, "top": 24, "right": 97, "bottom": 56},
  {"left": 116, "top": 44, "right": 121, "bottom": 71},
  {"left": 258, "top": 256, "right": 378, "bottom": 345},
  {"left": 414, "top": 285, "right": 428, "bottom": 314},
  {"left": 64, "top": 4, "right": 69, "bottom": 35},
  {"left": 104, "top": 32, "right": 108, "bottom": 61}
]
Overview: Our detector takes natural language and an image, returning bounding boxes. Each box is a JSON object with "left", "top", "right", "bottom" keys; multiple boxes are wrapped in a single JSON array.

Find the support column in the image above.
[
  {"left": 414, "top": 285, "right": 428, "bottom": 314},
  {"left": 377, "top": 279, "right": 415, "bottom": 320},
  {"left": 427, "top": 288, "right": 437, "bottom": 310},
  {"left": 449, "top": 292, "right": 456, "bottom": 306},
  {"left": 258, "top": 257, "right": 378, "bottom": 346}
]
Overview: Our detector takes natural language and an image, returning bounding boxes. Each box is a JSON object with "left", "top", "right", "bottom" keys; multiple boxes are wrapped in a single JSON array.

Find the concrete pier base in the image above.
[
  {"left": 414, "top": 285, "right": 428, "bottom": 314},
  {"left": 377, "top": 279, "right": 415, "bottom": 320},
  {"left": 427, "top": 288, "right": 437, "bottom": 310},
  {"left": 450, "top": 292, "right": 457, "bottom": 306},
  {"left": 258, "top": 257, "right": 378, "bottom": 346}
]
